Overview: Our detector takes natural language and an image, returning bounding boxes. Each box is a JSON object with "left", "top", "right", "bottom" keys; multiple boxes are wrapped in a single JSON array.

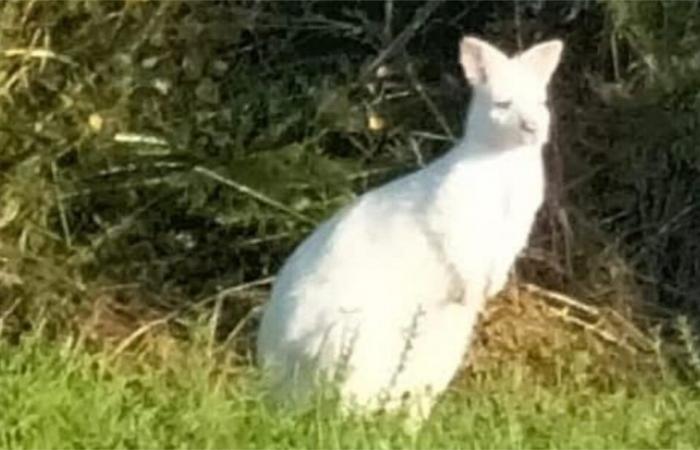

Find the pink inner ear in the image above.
[
  {"left": 472, "top": 55, "right": 488, "bottom": 85},
  {"left": 460, "top": 37, "right": 510, "bottom": 86},
  {"left": 460, "top": 41, "right": 487, "bottom": 85},
  {"left": 518, "top": 41, "right": 563, "bottom": 83}
]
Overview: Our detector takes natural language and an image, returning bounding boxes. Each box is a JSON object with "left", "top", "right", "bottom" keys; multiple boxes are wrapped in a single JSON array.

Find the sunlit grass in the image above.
[{"left": 2, "top": 336, "right": 699, "bottom": 449}]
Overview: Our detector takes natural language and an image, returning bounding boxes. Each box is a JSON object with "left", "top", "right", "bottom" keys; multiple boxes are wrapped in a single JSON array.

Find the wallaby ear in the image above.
[
  {"left": 459, "top": 36, "right": 509, "bottom": 86},
  {"left": 517, "top": 39, "right": 564, "bottom": 84}
]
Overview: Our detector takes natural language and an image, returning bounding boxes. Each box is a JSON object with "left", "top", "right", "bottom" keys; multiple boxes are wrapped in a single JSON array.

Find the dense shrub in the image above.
[{"left": 0, "top": 1, "right": 698, "bottom": 367}]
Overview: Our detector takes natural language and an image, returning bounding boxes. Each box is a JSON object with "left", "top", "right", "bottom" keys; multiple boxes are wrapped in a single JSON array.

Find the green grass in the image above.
[{"left": 2, "top": 336, "right": 700, "bottom": 449}]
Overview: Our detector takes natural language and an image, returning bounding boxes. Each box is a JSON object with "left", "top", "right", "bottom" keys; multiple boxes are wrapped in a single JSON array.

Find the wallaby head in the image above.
[{"left": 459, "top": 36, "right": 563, "bottom": 149}]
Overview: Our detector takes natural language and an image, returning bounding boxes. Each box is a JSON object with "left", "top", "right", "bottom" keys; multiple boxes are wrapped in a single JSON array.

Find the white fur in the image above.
[{"left": 256, "top": 36, "right": 563, "bottom": 422}]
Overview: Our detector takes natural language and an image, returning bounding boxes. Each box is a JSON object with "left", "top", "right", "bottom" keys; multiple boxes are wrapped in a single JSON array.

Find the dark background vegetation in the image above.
[{"left": 0, "top": 0, "right": 699, "bottom": 373}]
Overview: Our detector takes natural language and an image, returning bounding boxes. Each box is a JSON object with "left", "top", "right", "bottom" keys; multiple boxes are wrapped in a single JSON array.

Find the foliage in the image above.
[
  {"left": 0, "top": 0, "right": 699, "bottom": 387},
  {"left": 566, "top": 0, "right": 700, "bottom": 318}
]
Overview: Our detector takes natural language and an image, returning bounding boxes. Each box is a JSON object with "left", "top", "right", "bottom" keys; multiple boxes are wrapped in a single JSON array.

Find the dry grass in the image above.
[{"left": 470, "top": 283, "right": 663, "bottom": 383}]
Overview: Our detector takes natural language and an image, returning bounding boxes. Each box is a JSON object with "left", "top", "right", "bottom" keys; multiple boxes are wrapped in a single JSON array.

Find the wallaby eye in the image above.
[{"left": 494, "top": 100, "right": 512, "bottom": 109}]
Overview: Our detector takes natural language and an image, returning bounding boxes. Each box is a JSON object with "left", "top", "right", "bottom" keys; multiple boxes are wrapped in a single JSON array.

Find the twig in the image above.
[
  {"left": 235, "top": 232, "right": 294, "bottom": 249},
  {"left": 520, "top": 247, "right": 569, "bottom": 277},
  {"left": 0, "top": 64, "right": 29, "bottom": 96},
  {"left": 406, "top": 62, "right": 455, "bottom": 140},
  {"left": 108, "top": 276, "right": 275, "bottom": 360},
  {"left": 562, "top": 164, "right": 605, "bottom": 193},
  {"left": 410, "top": 130, "right": 453, "bottom": 142},
  {"left": 631, "top": 270, "right": 697, "bottom": 302},
  {"left": 19, "top": 0, "right": 38, "bottom": 29},
  {"left": 222, "top": 305, "right": 264, "bottom": 349},
  {"left": 346, "top": 167, "right": 394, "bottom": 181},
  {"left": 202, "top": 276, "right": 276, "bottom": 305},
  {"left": 383, "top": 0, "right": 394, "bottom": 43},
  {"left": 554, "top": 310, "right": 635, "bottom": 352},
  {"left": 293, "top": 15, "right": 364, "bottom": 35},
  {"left": 114, "top": 132, "right": 169, "bottom": 146},
  {"left": 208, "top": 295, "right": 224, "bottom": 359},
  {"left": 128, "top": 1, "right": 172, "bottom": 54},
  {"left": 521, "top": 283, "right": 657, "bottom": 354},
  {"left": 193, "top": 165, "right": 316, "bottom": 226},
  {"left": 89, "top": 192, "right": 170, "bottom": 251},
  {"left": 108, "top": 317, "right": 170, "bottom": 360},
  {"left": 51, "top": 162, "right": 72, "bottom": 248},
  {"left": 0, "top": 297, "right": 23, "bottom": 336},
  {"left": 514, "top": 0, "right": 523, "bottom": 51},
  {"left": 606, "top": 308, "right": 656, "bottom": 352},
  {"left": 408, "top": 135, "right": 425, "bottom": 167},
  {"left": 61, "top": 177, "right": 177, "bottom": 199},
  {"left": 360, "top": 0, "right": 444, "bottom": 82},
  {"left": 2, "top": 48, "right": 78, "bottom": 67},
  {"left": 93, "top": 161, "right": 184, "bottom": 178},
  {"left": 521, "top": 283, "right": 600, "bottom": 317},
  {"left": 610, "top": 30, "right": 621, "bottom": 82}
]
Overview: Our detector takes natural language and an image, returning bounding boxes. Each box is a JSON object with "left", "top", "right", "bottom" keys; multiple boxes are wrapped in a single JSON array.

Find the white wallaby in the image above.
[{"left": 256, "top": 36, "right": 564, "bottom": 423}]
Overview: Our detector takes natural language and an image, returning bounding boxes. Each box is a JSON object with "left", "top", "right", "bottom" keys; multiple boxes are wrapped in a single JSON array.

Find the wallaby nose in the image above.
[{"left": 519, "top": 118, "right": 536, "bottom": 133}]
